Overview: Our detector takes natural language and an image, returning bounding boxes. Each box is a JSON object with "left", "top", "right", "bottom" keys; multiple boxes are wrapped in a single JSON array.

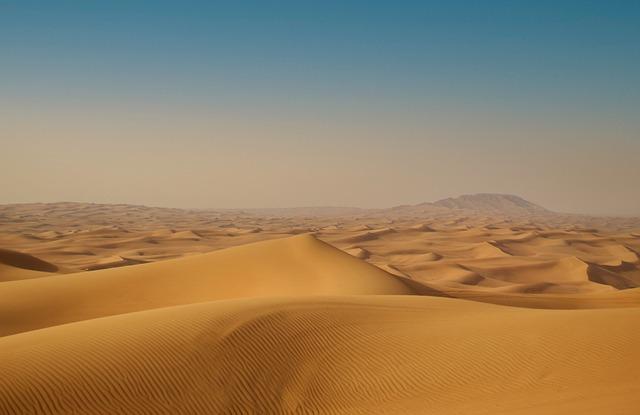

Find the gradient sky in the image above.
[{"left": 1, "top": 1, "right": 639, "bottom": 214}]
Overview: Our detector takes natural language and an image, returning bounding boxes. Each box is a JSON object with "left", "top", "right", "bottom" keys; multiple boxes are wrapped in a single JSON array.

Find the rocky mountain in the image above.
[{"left": 432, "top": 193, "right": 549, "bottom": 215}]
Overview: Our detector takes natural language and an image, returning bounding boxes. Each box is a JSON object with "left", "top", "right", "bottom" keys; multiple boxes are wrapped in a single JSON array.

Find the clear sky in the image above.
[{"left": 1, "top": 1, "right": 639, "bottom": 214}]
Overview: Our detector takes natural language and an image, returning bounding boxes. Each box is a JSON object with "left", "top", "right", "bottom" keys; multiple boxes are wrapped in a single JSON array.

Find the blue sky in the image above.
[
  {"left": 3, "top": 1, "right": 639, "bottom": 111},
  {"left": 1, "top": 1, "right": 639, "bottom": 213}
]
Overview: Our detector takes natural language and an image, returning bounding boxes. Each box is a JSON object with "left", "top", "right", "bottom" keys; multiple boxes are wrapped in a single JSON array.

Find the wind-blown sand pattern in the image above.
[{"left": 1, "top": 198, "right": 639, "bottom": 414}]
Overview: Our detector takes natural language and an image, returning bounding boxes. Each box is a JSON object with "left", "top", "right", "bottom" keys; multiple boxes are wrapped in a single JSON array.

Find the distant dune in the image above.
[{"left": 0, "top": 248, "right": 60, "bottom": 282}]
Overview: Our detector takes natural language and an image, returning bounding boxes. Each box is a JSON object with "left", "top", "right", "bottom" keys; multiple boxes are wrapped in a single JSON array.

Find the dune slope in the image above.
[
  {"left": 0, "top": 234, "right": 412, "bottom": 336},
  {"left": 2, "top": 203, "right": 640, "bottom": 414},
  {"left": 0, "top": 248, "right": 59, "bottom": 282},
  {"left": 1, "top": 295, "right": 638, "bottom": 415}
]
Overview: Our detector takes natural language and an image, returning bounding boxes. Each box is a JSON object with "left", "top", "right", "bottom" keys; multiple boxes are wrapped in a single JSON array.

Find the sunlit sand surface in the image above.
[{"left": 1, "top": 198, "right": 639, "bottom": 414}]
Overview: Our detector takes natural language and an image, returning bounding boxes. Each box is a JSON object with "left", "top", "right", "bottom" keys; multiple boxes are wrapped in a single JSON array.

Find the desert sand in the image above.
[{"left": 1, "top": 197, "right": 639, "bottom": 414}]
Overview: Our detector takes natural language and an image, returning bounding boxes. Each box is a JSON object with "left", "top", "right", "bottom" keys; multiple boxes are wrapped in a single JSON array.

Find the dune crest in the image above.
[
  {"left": 1, "top": 201, "right": 640, "bottom": 414},
  {"left": 0, "top": 234, "right": 412, "bottom": 336},
  {"left": 0, "top": 248, "right": 59, "bottom": 282},
  {"left": 1, "top": 296, "right": 638, "bottom": 414}
]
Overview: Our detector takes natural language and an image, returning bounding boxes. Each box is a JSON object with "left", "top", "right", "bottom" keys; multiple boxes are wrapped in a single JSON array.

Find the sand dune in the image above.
[
  {"left": 444, "top": 286, "right": 640, "bottom": 309},
  {"left": 1, "top": 202, "right": 640, "bottom": 414},
  {"left": 0, "top": 248, "right": 60, "bottom": 282},
  {"left": 1, "top": 295, "right": 639, "bottom": 414},
  {"left": 0, "top": 234, "right": 412, "bottom": 336},
  {"left": 345, "top": 246, "right": 371, "bottom": 259}
]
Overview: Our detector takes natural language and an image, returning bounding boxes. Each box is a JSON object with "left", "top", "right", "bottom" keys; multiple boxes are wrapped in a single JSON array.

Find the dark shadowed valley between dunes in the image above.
[{"left": 1, "top": 195, "right": 640, "bottom": 414}]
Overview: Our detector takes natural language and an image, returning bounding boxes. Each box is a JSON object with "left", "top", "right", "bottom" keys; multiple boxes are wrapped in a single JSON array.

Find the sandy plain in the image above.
[{"left": 0, "top": 199, "right": 639, "bottom": 414}]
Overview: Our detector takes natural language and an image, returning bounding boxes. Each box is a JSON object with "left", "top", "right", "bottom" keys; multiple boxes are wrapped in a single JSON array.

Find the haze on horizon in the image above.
[{"left": 1, "top": 1, "right": 639, "bottom": 216}]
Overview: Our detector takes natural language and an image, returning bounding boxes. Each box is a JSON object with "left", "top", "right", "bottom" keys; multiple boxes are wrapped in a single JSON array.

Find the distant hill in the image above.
[
  {"left": 241, "top": 194, "right": 550, "bottom": 217},
  {"left": 432, "top": 193, "right": 548, "bottom": 215}
]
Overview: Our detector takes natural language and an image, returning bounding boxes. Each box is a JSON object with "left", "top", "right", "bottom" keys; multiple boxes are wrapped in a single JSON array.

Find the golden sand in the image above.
[{"left": 1, "top": 202, "right": 639, "bottom": 414}]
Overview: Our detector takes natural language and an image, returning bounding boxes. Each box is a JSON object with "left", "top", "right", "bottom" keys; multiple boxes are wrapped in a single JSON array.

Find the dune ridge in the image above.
[
  {"left": 1, "top": 295, "right": 639, "bottom": 414},
  {"left": 0, "top": 248, "right": 60, "bottom": 282},
  {"left": 0, "top": 234, "right": 412, "bottom": 336},
  {"left": 1, "top": 202, "right": 640, "bottom": 414}
]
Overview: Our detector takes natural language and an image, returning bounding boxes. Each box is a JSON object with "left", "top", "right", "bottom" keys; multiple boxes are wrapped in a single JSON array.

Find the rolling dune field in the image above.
[{"left": 1, "top": 200, "right": 639, "bottom": 414}]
